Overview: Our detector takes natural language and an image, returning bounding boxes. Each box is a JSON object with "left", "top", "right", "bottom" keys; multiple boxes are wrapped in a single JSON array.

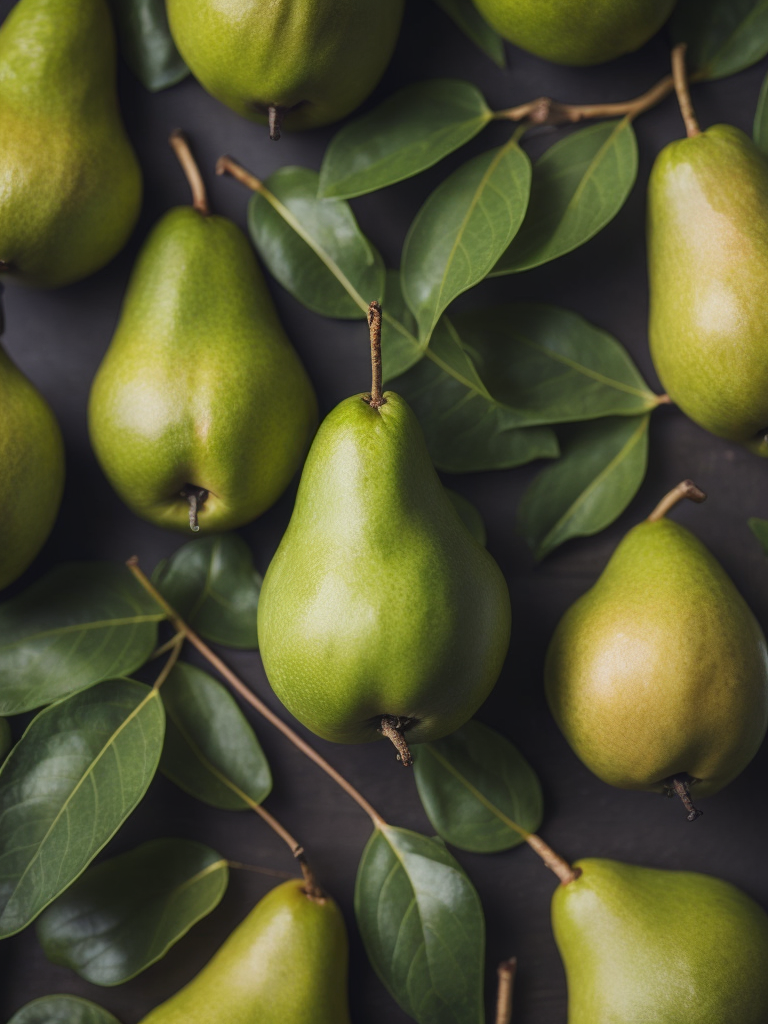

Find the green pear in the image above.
[
  {"left": 552, "top": 858, "right": 768, "bottom": 1023},
  {"left": 166, "top": 0, "right": 404, "bottom": 139},
  {"left": 0, "top": 0, "right": 142, "bottom": 288},
  {"left": 469, "top": 0, "right": 676, "bottom": 66},
  {"left": 546, "top": 481, "right": 768, "bottom": 819},
  {"left": 257, "top": 304, "right": 511, "bottom": 756},
  {"left": 140, "top": 879, "right": 351, "bottom": 1024},
  {"left": 88, "top": 133, "right": 317, "bottom": 534}
]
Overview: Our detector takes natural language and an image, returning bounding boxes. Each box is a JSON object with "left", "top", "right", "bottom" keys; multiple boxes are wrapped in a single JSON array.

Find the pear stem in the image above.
[
  {"left": 647, "top": 479, "right": 706, "bottom": 522},
  {"left": 671, "top": 44, "right": 701, "bottom": 138},
  {"left": 169, "top": 130, "right": 210, "bottom": 215},
  {"left": 525, "top": 833, "right": 581, "bottom": 886},
  {"left": 268, "top": 105, "right": 283, "bottom": 142},
  {"left": 367, "top": 300, "right": 385, "bottom": 409},
  {"left": 298, "top": 856, "right": 327, "bottom": 901},
  {"left": 180, "top": 485, "right": 208, "bottom": 532},
  {"left": 125, "top": 558, "right": 389, "bottom": 831},
  {"left": 495, "top": 959, "right": 517, "bottom": 1024},
  {"left": 380, "top": 716, "right": 413, "bottom": 767},
  {"left": 667, "top": 775, "right": 704, "bottom": 822}
]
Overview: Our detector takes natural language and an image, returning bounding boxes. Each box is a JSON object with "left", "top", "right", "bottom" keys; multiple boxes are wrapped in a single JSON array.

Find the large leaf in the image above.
[
  {"left": 248, "top": 166, "right": 385, "bottom": 319},
  {"left": 492, "top": 120, "right": 638, "bottom": 275},
  {"left": 672, "top": 0, "right": 768, "bottom": 79},
  {"left": 0, "top": 563, "right": 164, "bottom": 716},
  {"left": 518, "top": 415, "right": 650, "bottom": 560},
  {"left": 0, "top": 679, "right": 165, "bottom": 937},
  {"left": 160, "top": 663, "right": 272, "bottom": 810},
  {"left": 432, "top": 0, "right": 507, "bottom": 66},
  {"left": 355, "top": 825, "right": 485, "bottom": 1024},
  {"left": 8, "top": 996, "right": 121, "bottom": 1024},
  {"left": 318, "top": 80, "right": 492, "bottom": 200},
  {"left": 37, "top": 839, "right": 228, "bottom": 985},
  {"left": 755, "top": 71, "right": 768, "bottom": 153},
  {"left": 749, "top": 517, "right": 768, "bottom": 552},
  {"left": 109, "top": 0, "right": 188, "bottom": 91},
  {"left": 153, "top": 534, "right": 261, "bottom": 649},
  {"left": 382, "top": 269, "right": 424, "bottom": 381},
  {"left": 413, "top": 721, "right": 543, "bottom": 853},
  {"left": 402, "top": 138, "right": 531, "bottom": 342},
  {"left": 445, "top": 490, "right": 486, "bottom": 547}
]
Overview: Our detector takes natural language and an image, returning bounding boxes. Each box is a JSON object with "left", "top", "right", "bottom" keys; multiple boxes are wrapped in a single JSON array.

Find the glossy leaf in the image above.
[
  {"left": 0, "top": 679, "right": 165, "bottom": 937},
  {"left": 672, "top": 0, "right": 768, "bottom": 79},
  {"left": 446, "top": 490, "right": 486, "bottom": 546},
  {"left": 318, "top": 80, "right": 492, "bottom": 200},
  {"left": 0, "top": 718, "right": 10, "bottom": 761},
  {"left": 755, "top": 71, "right": 768, "bottom": 153},
  {"left": 160, "top": 663, "right": 272, "bottom": 810},
  {"left": 518, "top": 415, "right": 650, "bottom": 560},
  {"left": 248, "top": 166, "right": 385, "bottom": 319},
  {"left": 109, "top": 0, "right": 188, "bottom": 91},
  {"left": 749, "top": 517, "right": 768, "bottom": 552},
  {"left": 413, "top": 721, "right": 543, "bottom": 853},
  {"left": 8, "top": 996, "right": 121, "bottom": 1024},
  {"left": 492, "top": 120, "right": 638, "bottom": 274},
  {"left": 432, "top": 0, "right": 507, "bottom": 66},
  {"left": 37, "top": 839, "right": 228, "bottom": 985},
  {"left": 153, "top": 534, "right": 261, "bottom": 649},
  {"left": 355, "top": 825, "right": 485, "bottom": 1024},
  {"left": 0, "top": 564, "right": 164, "bottom": 716},
  {"left": 402, "top": 138, "right": 531, "bottom": 342},
  {"left": 382, "top": 269, "right": 424, "bottom": 381}
]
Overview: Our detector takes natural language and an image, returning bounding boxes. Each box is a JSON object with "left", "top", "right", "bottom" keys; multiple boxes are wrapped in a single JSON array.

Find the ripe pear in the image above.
[
  {"left": 165, "top": 0, "right": 404, "bottom": 139},
  {"left": 88, "top": 133, "right": 317, "bottom": 533},
  {"left": 0, "top": 0, "right": 142, "bottom": 288},
  {"left": 257, "top": 304, "right": 511, "bottom": 757},
  {"left": 140, "top": 879, "right": 351, "bottom": 1024},
  {"left": 552, "top": 858, "right": 768, "bottom": 1023},
  {"left": 546, "top": 481, "right": 768, "bottom": 819},
  {"left": 469, "top": 0, "right": 676, "bottom": 66}
]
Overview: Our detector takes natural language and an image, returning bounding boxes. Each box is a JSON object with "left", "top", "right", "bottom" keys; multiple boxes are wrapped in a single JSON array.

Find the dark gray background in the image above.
[{"left": 1, "top": 3, "right": 768, "bottom": 1021}]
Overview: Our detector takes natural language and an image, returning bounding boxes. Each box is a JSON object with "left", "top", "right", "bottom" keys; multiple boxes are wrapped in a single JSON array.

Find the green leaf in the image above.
[
  {"left": 160, "top": 663, "right": 272, "bottom": 810},
  {"left": 152, "top": 534, "right": 261, "bottom": 649},
  {"left": 37, "top": 839, "right": 228, "bottom": 986},
  {"left": 382, "top": 269, "right": 424, "bottom": 381},
  {"left": 402, "top": 138, "right": 531, "bottom": 342},
  {"left": 413, "top": 721, "right": 543, "bottom": 853},
  {"left": 432, "top": 0, "right": 507, "bottom": 66},
  {"left": 248, "top": 166, "right": 385, "bottom": 319},
  {"left": 355, "top": 825, "right": 485, "bottom": 1024},
  {"left": 0, "top": 718, "right": 10, "bottom": 761},
  {"left": 672, "top": 0, "right": 768, "bottom": 80},
  {"left": 8, "top": 996, "right": 121, "bottom": 1024},
  {"left": 0, "top": 564, "right": 164, "bottom": 716},
  {"left": 518, "top": 415, "right": 650, "bottom": 560},
  {"left": 318, "top": 80, "right": 492, "bottom": 200},
  {"left": 445, "top": 490, "right": 486, "bottom": 546},
  {"left": 749, "top": 517, "right": 768, "bottom": 552},
  {"left": 492, "top": 120, "right": 638, "bottom": 275},
  {"left": 755, "top": 71, "right": 768, "bottom": 153},
  {"left": 0, "top": 678, "right": 165, "bottom": 937},
  {"left": 109, "top": 0, "right": 188, "bottom": 91}
]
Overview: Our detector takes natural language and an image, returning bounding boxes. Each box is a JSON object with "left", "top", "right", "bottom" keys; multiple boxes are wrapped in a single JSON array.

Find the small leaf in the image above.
[
  {"left": 153, "top": 534, "right": 261, "bottom": 649},
  {"left": 8, "top": 996, "right": 121, "bottom": 1024},
  {"left": 445, "top": 490, "right": 486, "bottom": 546},
  {"left": 755, "top": 71, "right": 768, "bottom": 153},
  {"left": 160, "top": 662, "right": 272, "bottom": 810},
  {"left": 109, "top": 0, "right": 189, "bottom": 91},
  {"left": 0, "top": 678, "right": 165, "bottom": 937},
  {"left": 672, "top": 0, "right": 768, "bottom": 80},
  {"left": 318, "top": 80, "right": 492, "bottom": 200},
  {"left": 0, "top": 564, "right": 164, "bottom": 716},
  {"left": 382, "top": 269, "right": 424, "bottom": 381},
  {"left": 492, "top": 120, "right": 638, "bottom": 275},
  {"left": 355, "top": 825, "right": 485, "bottom": 1024},
  {"left": 0, "top": 718, "right": 10, "bottom": 761},
  {"left": 402, "top": 138, "right": 531, "bottom": 342},
  {"left": 413, "top": 721, "right": 543, "bottom": 853},
  {"left": 432, "top": 0, "right": 507, "bottom": 66},
  {"left": 37, "top": 839, "right": 228, "bottom": 986},
  {"left": 518, "top": 415, "right": 650, "bottom": 560},
  {"left": 248, "top": 166, "right": 385, "bottom": 319},
  {"left": 749, "top": 517, "right": 768, "bottom": 552}
]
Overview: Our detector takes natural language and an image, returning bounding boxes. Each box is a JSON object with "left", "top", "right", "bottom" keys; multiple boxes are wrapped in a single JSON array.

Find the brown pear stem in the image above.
[
  {"left": 367, "top": 301, "right": 384, "bottom": 409},
  {"left": 268, "top": 105, "right": 283, "bottom": 142},
  {"left": 668, "top": 775, "right": 704, "bottom": 822},
  {"left": 647, "top": 479, "right": 706, "bottom": 522},
  {"left": 671, "top": 44, "right": 701, "bottom": 138},
  {"left": 525, "top": 834, "right": 581, "bottom": 886},
  {"left": 495, "top": 959, "right": 517, "bottom": 1024},
  {"left": 297, "top": 855, "right": 327, "bottom": 901},
  {"left": 180, "top": 486, "right": 208, "bottom": 532},
  {"left": 380, "top": 716, "right": 413, "bottom": 767},
  {"left": 169, "top": 130, "right": 210, "bottom": 215}
]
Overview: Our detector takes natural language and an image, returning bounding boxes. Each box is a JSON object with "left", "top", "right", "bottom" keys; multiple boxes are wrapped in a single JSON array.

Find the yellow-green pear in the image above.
[
  {"left": 140, "top": 879, "right": 351, "bottom": 1024},
  {"left": 88, "top": 133, "right": 317, "bottom": 533},
  {"left": 546, "top": 480, "right": 768, "bottom": 819},
  {"left": 0, "top": 0, "right": 142, "bottom": 288}
]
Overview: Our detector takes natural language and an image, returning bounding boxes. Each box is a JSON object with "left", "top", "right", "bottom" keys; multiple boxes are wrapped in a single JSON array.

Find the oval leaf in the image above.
[
  {"left": 492, "top": 120, "right": 638, "bottom": 275},
  {"left": 413, "top": 721, "right": 543, "bottom": 853},
  {"left": 152, "top": 534, "right": 261, "bottom": 649},
  {"left": 749, "top": 517, "right": 768, "bottom": 552},
  {"left": 0, "top": 678, "right": 165, "bottom": 937},
  {"left": 318, "top": 80, "right": 491, "bottom": 200},
  {"left": 518, "top": 414, "right": 650, "bottom": 561},
  {"left": 109, "top": 0, "right": 189, "bottom": 91},
  {"left": 160, "top": 662, "right": 272, "bottom": 810},
  {"left": 355, "top": 825, "right": 485, "bottom": 1024},
  {"left": 755, "top": 70, "right": 768, "bottom": 153},
  {"left": 402, "top": 138, "right": 531, "bottom": 342},
  {"left": 8, "top": 996, "right": 121, "bottom": 1024},
  {"left": 0, "top": 563, "right": 164, "bottom": 715},
  {"left": 445, "top": 490, "right": 486, "bottom": 546},
  {"left": 432, "top": 0, "right": 507, "bottom": 66},
  {"left": 37, "top": 838, "right": 228, "bottom": 985},
  {"left": 672, "top": 0, "right": 768, "bottom": 79}
]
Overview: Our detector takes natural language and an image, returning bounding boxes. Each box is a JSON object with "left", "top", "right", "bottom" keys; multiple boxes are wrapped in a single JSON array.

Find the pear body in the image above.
[
  {"left": 140, "top": 879, "right": 351, "bottom": 1024},
  {"left": 649, "top": 125, "right": 768, "bottom": 455},
  {"left": 166, "top": 0, "right": 404, "bottom": 132},
  {"left": 88, "top": 206, "right": 317, "bottom": 533},
  {"left": 0, "top": 346, "right": 64, "bottom": 590},
  {"left": 257, "top": 392, "right": 511, "bottom": 744},
  {"left": 546, "top": 518, "right": 768, "bottom": 797},
  {"left": 0, "top": 0, "right": 142, "bottom": 288},
  {"left": 553, "top": 858, "right": 768, "bottom": 1023},
  {"left": 469, "top": 0, "right": 675, "bottom": 65}
]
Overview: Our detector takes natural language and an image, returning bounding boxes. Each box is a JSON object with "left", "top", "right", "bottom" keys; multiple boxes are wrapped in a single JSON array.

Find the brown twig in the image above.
[
  {"left": 671, "top": 43, "right": 701, "bottom": 138},
  {"left": 495, "top": 959, "right": 517, "bottom": 1024},
  {"left": 169, "top": 130, "right": 210, "bottom": 215},
  {"left": 648, "top": 479, "right": 706, "bottom": 522},
  {"left": 380, "top": 716, "right": 413, "bottom": 767},
  {"left": 367, "top": 301, "right": 384, "bottom": 409},
  {"left": 216, "top": 154, "right": 266, "bottom": 195},
  {"left": 525, "top": 834, "right": 581, "bottom": 886}
]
